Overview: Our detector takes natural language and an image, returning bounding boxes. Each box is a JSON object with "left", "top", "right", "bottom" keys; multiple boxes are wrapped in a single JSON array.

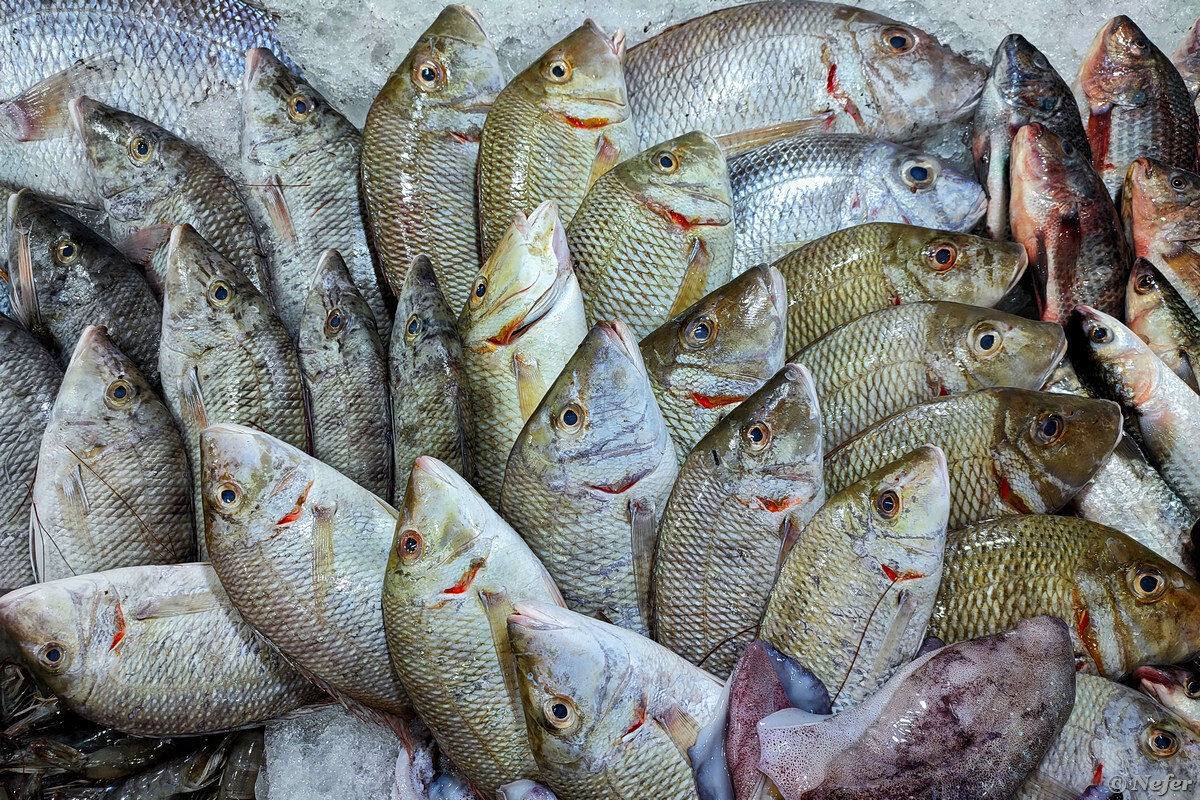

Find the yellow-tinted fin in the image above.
[
  {"left": 713, "top": 115, "right": 835, "bottom": 158},
  {"left": 655, "top": 702, "right": 703, "bottom": 760},
  {"left": 478, "top": 588, "right": 523, "bottom": 721},
  {"left": 667, "top": 238, "right": 711, "bottom": 319},
  {"left": 629, "top": 497, "right": 657, "bottom": 635},
  {"left": 131, "top": 591, "right": 223, "bottom": 619},
  {"left": 256, "top": 176, "right": 297, "bottom": 249},
  {"left": 115, "top": 223, "right": 173, "bottom": 267},
  {"left": 586, "top": 134, "right": 622, "bottom": 190},
  {"left": 514, "top": 351, "right": 547, "bottom": 422}
]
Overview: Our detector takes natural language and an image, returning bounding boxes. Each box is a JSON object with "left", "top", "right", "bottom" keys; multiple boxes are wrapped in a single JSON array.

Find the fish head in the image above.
[
  {"left": 508, "top": 601, "right": 639, "bottom": 771},
  {"left": 877, "top": 144, "right": 986, "bottom": 231},
  {"left": 1135, "top": 666, "right": 1200, "bottom": 734},
  {"left": 618, "top": 132, "right": 732, "bottom": 226},
  {"left": 521, "top": 21, "right": 629, "bottom": 124},
  {"left": 845, "top": 8, "right": 986, "bottom": 138},
  {"left": 394, "top": 255, "right": 460, "bottom": 366},
  {"left": 298, "top": 250, "right": 377, "bottom": 368},
  {"left": 934, "top": 302, "right": 1066, "bottom": 392},
  {"left": 993, "top": 35, "right": 1078, "bottom": 127},
  {"left": 1079, "top": 16, "right": 1163, "bottom": 107},
  {"left": 1086, "top": 677, "right": 1200, "bottom": 785},
  {"left": 886, "top": 226, "right": 1028, "bottom": 308},
  {"left": 1123, "top": 158, "right": 1200, "bottom": 259},
  {"left": 241, "top": 48, "right": 356, "bottom": 174},
  {"left": 1074, "top": 304, "right": 1164, "bottom": 408},
  {"left": 459, "top": 201, "right": 573, "bottom": 349},
  {"left": 1125, "top": 258, "right": 1170, "bottom": 330},
  {"left": 1009, "top": 122, "right": 1089, "bottom": 198},
  {"left": 161, "top": 225, "right": 263, "bottom": 353},
  {"left": 640, "top": 265, "right": 786, "bottom": 402},
  {"left": 6, "top": 190, "right": 97, "bottom": 297},
  {"left": 199, "top": 423, "right": 313, "bottom": 554},
  {"left": 52, "top": 326, "right": 156, "bottom": 429},
  {"left": 0, "top": 578, "right": 106, "bottom": 698},
  {"left": 1174, "top": 17, "right": 1200, "bottom": 94},
  {"left": 997, "top": 387, "right": 1123, "bottom": 511}
]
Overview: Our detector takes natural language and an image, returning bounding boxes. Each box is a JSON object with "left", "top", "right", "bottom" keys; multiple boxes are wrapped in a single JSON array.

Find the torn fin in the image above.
[{"left": 667, "top": 238, "right": 712, "bottom": 319}]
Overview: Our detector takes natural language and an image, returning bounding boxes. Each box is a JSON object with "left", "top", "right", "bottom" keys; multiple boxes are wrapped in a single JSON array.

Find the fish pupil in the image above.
[
  {"left": 136, "top": 141, "right": 148, "bottom": 156},
  {"left": 748, "top": 427, "right": 764, "bottom": 443},
  {"left": 889, "top": 35, "right": 907, "bottom": 49},
  {"left": 1091, "top": 326, "right": 1109, "bottom": 342},
  {"left": 1039, "top": 96, "right": 1056, "bottom": 111},
  {"left": 1061, "top": 141, "right": 1074, "bottom": 155},
  {"left": 1039, "top": 415, "right": 1062, "bottom": 439},
  {"left": 1139, "top": 574, "right": 1160, "bottom": 593},
  {"left": 294, "top": 99, "right": 308, "bottom": 114},
  {"left": 908, "top": 165, "right": 929, "bottom": 182},
  {"left": 934, "top": 248, "right": 952, "bottom": 265},
  {"left": 330, "top": 314, "right": 342, "bottom": 328},
  {"left": 1173, "top": 177, "right": 1187, "bottom": 189},
  {"left": 475, "top": 283, "right": 486, "bottom": 298},
  {"left": 1154, "top": 733, "right": 1171, "bottom": 749},
  {"left": 215, "top": 286, "right": 229, "bottom": 301},
  {"left": 421, "top": 66, "right": 436, "bottom": 82},
  {"left": 61, "top": 243, "right": 74, "bottom": 258},
  {"left": 552, "top": 64, "right": 566, "bottom": 78},
  {"left": 563, "top": 409, "right": 579, "bottom": 426},
  {"left": 693, "top": 322, "right": 710, "bottom": 340},
  {"left": 220, "top": 488, "right": 236, "bottom": 504},
  {"left": 979, "top": 333, "right": 996, "bottom": 350},
  {"left": 551, "top": 702, "right": 568, "bottom": 719},
  {"left": 403, "top": 536, "right": 419, "bottom": 553},
  {"left": 1187, "top": 680, "right": 1199, "bottom": 694},
  {"left": 659, "top": 154, "right": 674, "bottom": 169},
  {"left": 113, "top": 385, "right": 127, "bottom": 399},
  {"left": 407, "top": 318, "right": 420, "bottom": 335}
]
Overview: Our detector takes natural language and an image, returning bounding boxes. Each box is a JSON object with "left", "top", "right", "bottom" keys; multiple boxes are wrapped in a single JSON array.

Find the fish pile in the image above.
[{"left": 0, "top": 0, "right": 1198, "bottom": 798}]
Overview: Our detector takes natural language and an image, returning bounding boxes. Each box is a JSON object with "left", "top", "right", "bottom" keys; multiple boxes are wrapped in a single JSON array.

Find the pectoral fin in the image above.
[
  {"left": 479, "top": 588, "right": 523, "bottom": 721},
  {"left": 255, "top": 176, "right": 297, "bottom": 248},
  {"left": 8, "top": 216, "right": 42, "bottom": 335},
  {"left": 514, "top": 351, "right": 546, "bottom": 422},
  {"left": 655, "top": 703, "right": 703, "bottom": 760},
  {"left": 667, "top": 238, "right": 712, "bottom": 319},
  {"left": 114, "top": 224, "right": 173, "bottom": 268},
  {"left": 629, "top": 497, "right": 657, "bottom": 635},
  {"left": 713, "top": 115, "right": 834, "bottom": 158},
  {"left": 586, "top": 134, "right": 622, "bottom": 190},
  {"left": 3, "top": 51, "right": 125, "bottom": 141},
  {"left": 179, "top": 367, "right": 209, "bottom": 430}
]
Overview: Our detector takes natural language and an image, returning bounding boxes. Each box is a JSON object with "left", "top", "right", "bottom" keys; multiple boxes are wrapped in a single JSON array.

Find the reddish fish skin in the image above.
[
  {"left": 1077, "top": 16, "right": 1199, "bottom": 199},
  {"left": 1122, "top": 158, "right": 1200, "bottom": 320},
  {"left": 1009, "top": 122, "right": 1129, "bottom": 323}
]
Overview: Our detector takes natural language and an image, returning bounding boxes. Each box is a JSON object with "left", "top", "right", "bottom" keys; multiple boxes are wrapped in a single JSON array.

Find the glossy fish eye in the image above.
[
  {"left": 1132, "top": 37, "right": 1149, "bottom": 51},
  {"left": 542, "top": 695, "right": 578, "bottom": 730},
  {"left": 412, "top": 57, "right": 445, "bottom": 91},
  {"left": 105, "top": 379, "right": 135, "bottom": 408},
  {"left": 54, "top": 238, "right": 79, "bottom": 265},
  {"left": 1088, "top": 324, "right": 1112, "bottom": 344},
  {"left": 128, "top": 136, "right": 153, "bottom": 163},
  {"left": 287, "top": 93, "right": 313, "bottom": 122},
  {"left": 1031, "top": 52, "right": 1050, "bottom": 69},
  {"left": 398, "top": 529, "right": 424, "bottom": 563},
  {"left": 544, "top": 58, "right": 572, "bottom": 83},
  {"left": 882, "top": 26, "right": 915, "bottom": 53},
  {"left": 216, "top": 481, "right": 241, "bottom": 509},
  {"left": 37, "top": 641, "right": 67, "bottom": 672},
  {"left": 1186, "top": 678, "right": 1200, "bottom": 697},
  {"left": 874, "top": 489, "right": 901, "bottom": 519},
  {"left": 1172, "top": 175, "right": 1188, "bottom": 190},
  {"left": 682, "top": 316, "right": 716, "bottom": 349},
  {"left": 653, "top": 150, "right": 679, "bottom": 172},
  {"left": 555, "top": 403, "right": 585, "bottom": 433},
  {"left": 743, "top": 423, "right": 771, "bottom": 451},
  {"left": 901, "top": 158, "right": 937, "bottom": 189},
  {"left": 469, "top": 276, "right": 488, "bottom": 307},
  {"left": 1145, "top": 726, "right": 1180, "bottom": 758},
  {"left": 927, "top": 242, "right": 958, "bottom": 271},
  {"left": 404, "top": 314, "right": 422, "bottom": 342},
  {"left": 972, "top": 325, "right": 1002, "bottom": 357},
  {"left": 1032, "top": 413, "right": 1065, "bottom": 445},
  {"left": 1060, "top": 139, "right": 1075, "bottom": 156},
  {"left": 1038, "top": 95, "right": 1058, "bottom": 111},
  {"left": 1135, "top": 272, "right": 1157, "bottom": 294},
  {"left": 1130, "top": 565, "right": 1168, "bottom": 602},
  {"left": 325, "top": 308, "right": 344, "bottom": 336},
  {"left": 207, "top": 280, "right": 233, "bottom": 307}
]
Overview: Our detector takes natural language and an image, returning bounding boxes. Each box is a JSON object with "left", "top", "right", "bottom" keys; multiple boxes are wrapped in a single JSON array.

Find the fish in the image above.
[
  {"left": 240, "top": 48, "right": 390, "bottom": 342},
  {"left": 758, "top": 616, "right": 1076, "bottom": 800},
  {"left": 158, "top": 224, "right": 307, "bottom": 559},
  {"left": 640, "top": 265, "right": 786, "bottom": 461},
  {"left": 360, "top": 5, "right": 503, "bottom": 307},
  {"left": 507, "top": 600, "right": 723, "bottom": 800},
  {"left": 1015, "top": 675, "right": 1200, "bottom": 799},
  {"left": 1135, "top": 665, "right": 1200, "bottom": 734},
  {"left": 477, "top": 20, "right": 636, "bottom": 256},
  {"left": 70, "top": 98, "right": 268, "bottom": 294},
  {"left": 653, "top": 363, "right": 824, "bottom": 679},
  {"left": 624, "top": 1, "right": 985, "bottom": 147},
  {"left": 824, "top": 387, "right": 1121, "bottom": 528},
  {"left": 567, "top": 131, "right": 734, "bottom": 339},
  {"left": 1173, "top": 18, "right": 1200, "bottom": 106},
  {"left": 200, "top": 423, "right": 410, "bottom": 718},
  {"left": 501, "top": 320, "right": 676, "bottom": 635},
  {"left": 775, "top": 222, "right": 1028, "bottom": 352},
  {"left": 458, "top": 202, "right": 587, "bottom": 506},
  {"left": 932, "top": 515, "right": 1200, "bottom": 677},
  {"left": 1075, "top": 305, "right": 1200, "bottom": 515},
  {"left": 971, "top": 34, "right": 1090, "bottom": 239},
  {"left": 390, "top": 254, "right": 474, "bottom": 499},
  {"left": 296, "top": 250, "right": 391, "bottom": 500},
  {"left": 0, "top": 0, "right": 291, "bottom": 206},
  {"left": 728, "top": 133, "right": 986, "bottom": 271},
  {"left": 1008, "top": 122, "right": 1129, "bottom": 322},
  {"left": 30, "top": 326, "right": 192, "bottom": 581},
  {"left": 1126, "top": 258, "right": 1200, "bottom": 389},
  {"left": 791, "top": 301, "right": 1066, "bottom": 449},
  {"left": 0, "top": 314, "right": 62, "bottom": 592},
  {"left": 760, "top": 446, "right": 949, "bottom": 713},
  {"left": 5, "top": 190, "right": 161, "bottom": 384},
  {"left": 381, "top": 456, "right": 563, "bottom": 795},
  {"left": 1076, "top": 16, "right": 1199, "bottom": 199},
  {"left": 0, "top": 563, "right": 321, "bottom": 736}
]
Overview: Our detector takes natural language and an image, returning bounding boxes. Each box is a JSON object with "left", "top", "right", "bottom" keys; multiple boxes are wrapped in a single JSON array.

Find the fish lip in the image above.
[
  {"left": 952, "top": 77, "right": 988, "bottom": 119},
  {"left": 69, "top": 325, "right": 108, "bottom": 364},
  {"left": 595, "top": 319, "right": 642, "bottom": 366},
  {"left": 456, "top": 4, "right": 488, "bottom": 36},
  {"left": 1133, "top": 665, "right": 1176, "bottom": 689}
]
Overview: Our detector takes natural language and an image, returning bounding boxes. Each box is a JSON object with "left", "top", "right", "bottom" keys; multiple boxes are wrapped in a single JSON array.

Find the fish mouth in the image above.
[
  {"left": 1133, "top": 665, "right": 1176, "bottom": 690},
  {"left": 68, "top": 325, "right": 109, "bottom": 365},
  {"left": 456, "top": 5, "right": 488, "bottom": 36},
  {"left": 596, "top": 320, "right": 643, "bottom": 366},
  {"left": 952, "top": 76, "right": 988, "bottom": 119}
]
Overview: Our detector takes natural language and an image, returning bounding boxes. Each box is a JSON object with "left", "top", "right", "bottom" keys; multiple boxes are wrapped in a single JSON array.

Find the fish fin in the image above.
[
  {"left": 1178, "top": 351, "right": 1199, "bottom": 390},
  {"left": 862, "top": 588, "right": 918, "bottom": 687},
  {"left": 629, "top": 497, "right": 657, "bottom": 635},
  {"left": 114, "top": 224, "right": 173, "bottom": 267},
  {"left": 1015, "top": 769, "right": 1086, "bottom": 800},
  {"left": 2, "top": 51, "right": 125, "bottom": 141},
  {"left": 256, "top": 176, "right": 297, "bottom": 248},
  {"left": 667, "top": 238, "right": 712, "bottom": 319},
  {"left": 713, "top": 115, "right": 835, "bottom": 158},
  {"left": 775, "top": 514, "right": 803, "bottom": 580},
  {"left": 179, "top": 367, "right": 209, "bottom": 430},
  {"left": 59, "top": 465, "right": 90, "bottom": 519},
  {"left": 655, "top": 703, "right": 703, "bottom": 760},
  {"left": 310, "top": 503, "right": 336, "bottom": 591},
  {"left": 514, "top": 351, "right": 546, "bottom": 422},
  {"left": 478, "top": 588, "right": 524, "bottom": 722},
  {"left": 8, "top": 221, "right": 42, "bottom": 335},
  {"left": 586, "top": 134, "right": 622, "bottom": 190},
  {"left": 130, "top": 591, "right": 223, "bottom": 619}
]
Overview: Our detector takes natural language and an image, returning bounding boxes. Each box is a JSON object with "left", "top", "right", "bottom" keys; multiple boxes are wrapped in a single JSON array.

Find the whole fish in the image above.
[
  {"left": 792, "top": 301, "right": 1066, "bottom": 448},
  {"left": 971, "top": 34, "right": 1090, "bottom": 239},
  {"left": 1015, "top": 675, "right": 1200, "bottom": 799},
  {"left": 1173, "top": 18, "right": 1200, "bottom": 107},
  {"left": 1126, "top": 258, "right": 1200, "bottom": 389},
  {"left": 1076, "top": 16, "right": 1199, "bottom": 199},
  {"left": 1076, "top": 305, "right": 1200, "bottom": 514},
  {"left": 932, "top": 515, "right": 1200, "bottom": 677},
  {"left": 241, "top": 48, "right": 390, "bottom": 342},
  {"left": 478, "top": 21, "right": 636, "bottom": 256},
  {"left": 361, "top": 5, "right": 503, "bottom": 306},
  {"left": 760, "top": 446, "right": 949, "bottom": 713},
  {"left": 1009, "top": 122, "right": 1129, "bottom": 322},
  {"left": 502, "top": 320, "right": 676, "bottom": 635},
  {"left": 158, "top": 225, "right": 306, "bottom": 559},
  {"left": 297, "top": 250, "right": 391, "bottom": 499},
  {"left": 71, "top": 98, "right": 268, "bottom": 294},
  {"left": 568, "top": 131, "right": 733, "bottom": 339},
  {"left": 31, "top": 326, "right": 191, "bottom": 581},
  {"left": 0, "top": 0, "right": 291, "bottom": 206},
  {"left": 458, "top": 202, "right": 587, "bottom": 506},
  {"left": 6, "top": 190, "right": 161, "bottom": 384},
  {"left": 775, "top": 222, "right": 1028, "bottom": 352},
  {"left": 381, "top": 457, "right": 562, "bottom": 795},
  {"left": 0, "top": 564, "right": 320, "bottom": 736},
  {"left": 825, "top": 387, "right": 1121, "bottom": 528},
  {"left": 508, "top": 601, "right": 723, "bottom": 800},
  {"left": 654, "top": 363, "right": 824, "bottom": 678},
  {"left": 1135, "top": 665, "right": 1200, "bottom": 734},
  {"left": 0, "top": 314, "right": 62, "bottom": 592},
  {"left": 729, "top": 133, "right": 985, "bottom": 270},
  {"left": 758, "top": 616, "right": 1075, "bottom": 800},
  {"left": 390, "top": 255, "right": 473, "bottom": 498},
  {"left": 640, "top": 265, "right": 786, "bottom": 460},
  {"left": 200, "top": 423, "right": 410, "bottom": 717},
  {"left": 624, "top": 1, "right": 985, "bottom": 147}
]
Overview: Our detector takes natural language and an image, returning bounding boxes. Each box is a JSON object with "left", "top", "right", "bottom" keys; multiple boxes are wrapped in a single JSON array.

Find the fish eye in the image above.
[
  {"left": 325, "top": 308, "right": 344, "bottom": 336},
  {"left": 543, "top": 58, "right": 572, "bottom": 83},
  {"left": 54, "top": 238, "right": 79, "bottom": 265},
  {"left": 901, "top": 158, "right": 937, "bottom": 189},
  {"left": 1145, "top": 726, "right": 1180, "bottom": 758},
  {"left": 36, "top": 641, "right": 67, "bottom": 672},
  {"left": 542, "top": 695, "right": 578, "bottom": 731},
  {"left": 1186, "top": 678, "right": 1200, "bottom": 697},
  {"left": 412, "top": 57, "right": 445, "bottom": 91},
  {"left": 1135, "top": 272, "right": 1157, "bottom": 294},
  {"left": 398, "top": 529, "right": 424, "bottom": 564},
  {"left": 1130, "top": 565, "right": 1168, "bottom": 602},
  {"left": 104, "top": 379, "right": 135, "bottom": 408},
  {"left": 469, "top": 276, "right": 488, "bottom": 307},
  {"left": 1087, "top": 323, "right": 1112, "bottom": 344},
  {"left": 1031, "top": 52, "right": 1050, "bottom": 69},
  {"left": 1172, "top": 175, "right": 1188, "bottom": 190},
  {"left": 128, "top": 135, "right": 153, "bottom": 163},
  {"left": 742, "top": 423, "right": 771, "bottom": 451},
  {"left": 927, "top": 242, "right": 958, "bottom": 271},
  {"left": 555, "top": 403, "right": 585, "bottom": 433},
  {"left": 207, "top": 280, "right": 233, "bottom": 307},
  {"left": 882, "top": 26, "right": 915, "bottom": 53},
  {"left": 652, "top": 150, "right": 679, "bottom": 173},
  {"left": 215, "top": 481, "right": 241, "bottom": 510},
  {"left": 874, "top": 489, "right": 901, "bottom": 519},
  {"left": 972, "top": 325, "right": 1003, "bottom": 357},
  {"left": 1060, "top": 139, "right": 1075, "bottom": 157},
  {"left": 682, "top": 316, "right": 716, "bottom": 349},
  {"left": 404, "top": 314, "right": 422, "bottom": 342},
  {"left": 287, "top": 93, "right": 314, "bottom": 122},
  {"left": 1132, "top": 37, "right": 1149, "bottom": 51},
  {"left": 1032, "top": 413, "right": 1065, "bottom": 445},
  {"left": 1038, "top": 95, "right": 1058, "bottom": 112}
]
